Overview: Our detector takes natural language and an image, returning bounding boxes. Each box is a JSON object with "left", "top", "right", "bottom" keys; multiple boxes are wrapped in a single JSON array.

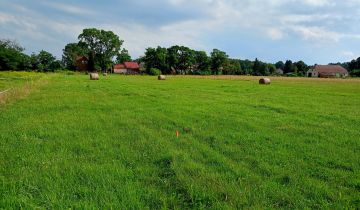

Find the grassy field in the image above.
[{"left": 1, "top": 72, "right": 359, "bottom": 209}]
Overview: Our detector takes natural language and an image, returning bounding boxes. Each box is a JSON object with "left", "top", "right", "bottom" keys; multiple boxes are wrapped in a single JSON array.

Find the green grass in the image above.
[
  {"left": 0, "top": 71, "right": 44, "bottom": 90},
  {"left": 1, "top": 72, "right": 360, "bottom": 209}
]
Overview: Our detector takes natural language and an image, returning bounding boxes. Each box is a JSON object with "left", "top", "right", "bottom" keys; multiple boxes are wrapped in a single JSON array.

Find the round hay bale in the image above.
[
  {"left": 90, "top": 73, "right": 99, "bottom": 80},
  {"left": 158, "top": 75, "right": 166, "bottom": 80},
  {"left": 259, "top": 78, "right": 271, "bottom": 85},
  {"left": 103, "top": 73, "right": 108, "bottom": 76}
]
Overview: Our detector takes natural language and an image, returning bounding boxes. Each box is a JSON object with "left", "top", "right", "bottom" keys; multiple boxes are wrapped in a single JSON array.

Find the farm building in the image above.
[
  {"left": 275, "top": 68, "right": 284, "bottom": 75},
  {"left": 113, "top": 62, "right": 140, "bottom": 74},
  {"left": 307, "top": 65, "right": 348, "bottom": 78},
  {"left": 75, "top": 56, "right": 89, "bottom": 71}
]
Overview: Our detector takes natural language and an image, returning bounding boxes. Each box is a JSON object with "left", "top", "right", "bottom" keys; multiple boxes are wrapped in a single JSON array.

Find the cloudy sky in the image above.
[{"left": 0, "top": 0, "right": 359, "bottom": 64}]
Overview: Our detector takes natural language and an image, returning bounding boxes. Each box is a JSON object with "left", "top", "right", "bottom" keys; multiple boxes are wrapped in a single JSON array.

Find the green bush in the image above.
[
  {"left": 148, "top": 68, "right": 161, "bottom": 76},
  {"left": 199, "top": 70, "right": 212, "bottom": 75},
  {"left": 350, "top": 69, "right": 360, "bottom": 77}
]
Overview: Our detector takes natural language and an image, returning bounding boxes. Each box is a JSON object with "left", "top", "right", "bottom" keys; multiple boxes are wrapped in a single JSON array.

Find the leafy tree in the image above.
[
  {"left": 194, "top": 50, "right": 210, "bottom": 74},
  {"left": 37, "top": 50, "right": 57, "bottom": 72},
  {"left": 295, "top": 60, "right": 308, "bottom": 76},
  {"left": 143, "top": 47, "right": 168, "bottom": 74},
  {"left": 253, "top": 58, "right": 261, "bottom": 75},
  {"left": 210, "top": 49, "right": 228, "bottom": 75},
  {"left": 49, "top": 60, "right": 63, "bottom": 70},
  {"left": 239, "top": 59, "right": 253, "bottom": 75},
  {"left": 223, "top": 59, "right": 242, "bottom": 75},
  {"left": 0, "top": 39, "right": 24, "bottom": 52},
  {"left": 167, "top": 45, "right": 195, "bottom": 74},
  {"left": 351, "top": 69, "right": 360, "bottom": 77},
  {"left": 268, "top": 64, "right": 276, "bottom": 75},
  {"left": 78, "top": 28, "right": 123, "bottom": 72},
  {"left": 293, "top": 65, "right": 298, "bottom": 75},
  {"left": 252, "top": 58, "right": 273, "bottom": 76},
  {"left": 349, "top": 57, "right": 360, "bottom": 70},
  {"left": 29, "top": 53, "right": 39, "bottom": 70},
  {"left": 148, "top": 68, "right": 161, "bottom": 76},
  {"left": 275, "top": 61, "right": 285, "bottom": 70},
  {"left": 116, "top": 48, "right": 132, "bottom": 63},
  {"left": 0, "top": 39, "right": 28, "bottom": 70},
  {"left": 17, "top": 53, "right": 31, "bottom": 70},
  {"left": 259, "top": 62, "right": 270, "bottom": 76},
  {"left": 284, "top": 60, "right": 294, "bottom": 74},
  {"left": 62, "top": 43, "right": 87, "bottom": 70}
]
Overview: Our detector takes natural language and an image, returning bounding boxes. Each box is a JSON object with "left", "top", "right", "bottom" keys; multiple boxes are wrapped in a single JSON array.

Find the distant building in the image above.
[
  {"left": 113, "top": 62, "right": 140, "bottom": 74},
  {"left": 75, "top": 56, "right": 88, "bottom": 71},
  {"left": 139, "top": 62, "right": 146, "bottom": 72},
  {"left": 275, "top": 68, "right": 284, "bottom": 75},
  {"left": 307, "top": 65, "right": 348, "bottom": 78}
]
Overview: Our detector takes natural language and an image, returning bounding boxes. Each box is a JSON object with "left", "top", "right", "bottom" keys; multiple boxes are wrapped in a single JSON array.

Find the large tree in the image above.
[
  {"left": 0, "top": 39, "right": 29, "bottom": 71},
  {"left": 295, "top": 60, "right": 308, "bottom": 76},
  {"left": 78, "top": 28, "right": 123, "bottom": 72},
  {"left": 37, "top": 50, "right": 57, "bottom": 72},
  {"left": 275, "top": 61, "right": 285, "bottom": 70},
  {"left": 268, "top": 64, "right": 276, "bottom": 75},
  {"left": 349, "top": 57, "right": 360, "bottom": 70},
  {"left": 167, "top": 45, "right": 195, "bottom": 74},
  {"left": 223, "top": 59, "right": 242, "bottom": 75},
  {"left": 253, "top": 58, "right": 261, "bottom": 75},
  {"left": 210, "top": 49, "right": 228, "bottom": 75},
  {"left": 194, "top": 50, "right": 210, "bottom": 74},
  {"left": 62, "top": 43, "right": 87, "bottom": 70},
  {"left": 239, "top": 59, "right": 253, "bottom": 75},
  {"left": 143, "top": 47, "right": 168, "bottom": 73},
  {"left": 284, "top": 60, "right": 294, "bottom": 74}
]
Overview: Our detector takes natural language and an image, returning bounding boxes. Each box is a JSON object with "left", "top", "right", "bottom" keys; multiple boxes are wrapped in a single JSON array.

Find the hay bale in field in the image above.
[
  {"left": 158, "top": 75, "right": 166, "bottom": 80},
  {"left": 90, "top": 73, "right": 99, "bottom": 80},
  {"left": 103, "top": 73, "right": 108, "bottom": 76},
  {"left": 259, "top": 78, "right": 271, "bottom": 85}
]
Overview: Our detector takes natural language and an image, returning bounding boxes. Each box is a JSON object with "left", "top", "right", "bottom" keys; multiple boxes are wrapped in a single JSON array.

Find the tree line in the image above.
[
  {"left": 1, "top": 28, "right": 360, "bottom": 76},
  {"left": 0, "top": 39, "right": 61, "bottom": 72},
  {"left": 141, "top": 46, "right": 312, "bottom": 76}
]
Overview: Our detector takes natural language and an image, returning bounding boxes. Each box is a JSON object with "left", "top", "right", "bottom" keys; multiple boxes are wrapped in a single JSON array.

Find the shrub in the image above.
[
  {"left": 199, "top": 70, "right": 212, "bottom": 75},
  {"left": 148, "top": 68, "right": 161, "bottom": 76},
  {"left": 350, "top": 69, "right": 360, "bottom": 77}
]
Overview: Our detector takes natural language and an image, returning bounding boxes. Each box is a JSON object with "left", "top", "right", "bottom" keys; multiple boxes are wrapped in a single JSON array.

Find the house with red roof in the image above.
[
  {"left": 75, "top": 56, "right": 89, "bottom": 71},
  {"left": 113, "top": 62, "right": 140, "bottom": 74},
  {"left": 307, "top": 65, "right": 348, "bottom": 78}
]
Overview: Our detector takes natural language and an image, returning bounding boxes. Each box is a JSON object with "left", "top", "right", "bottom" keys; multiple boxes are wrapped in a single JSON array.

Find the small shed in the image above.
[{"left": 113, "top": 62, "right": 140, "bottom": 74}]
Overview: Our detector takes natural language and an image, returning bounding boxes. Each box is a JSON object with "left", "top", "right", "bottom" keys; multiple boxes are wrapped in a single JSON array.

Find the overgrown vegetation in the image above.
[
  {"left": 1, "top": 72, "right": 359, "bottom": 209},
  {"left": 0, "top": 71, "right": 46, "bottom": 104}
]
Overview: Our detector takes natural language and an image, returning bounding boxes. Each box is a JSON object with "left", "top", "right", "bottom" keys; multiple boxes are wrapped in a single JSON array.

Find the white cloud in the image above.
[
  {"left": 0, "top": 12, "right": 12, "bottom": 24},
  {"left": 1, "top": 0, "right": 360, "bottom": 63},
  {"left": 301, "top": 0, "right": 332, "bottom": 6},
  {"left": 340, "top": 50, "right": 355, "bottom": 58},
  {"left": 291, "top": 26, "right": 341, "bottom": 42},
  {"left": 267, "top": 28, "right": 284, "bottom": 40},
  {"left": 42, "top": 2, "right": 94, "bottom": 15}
]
